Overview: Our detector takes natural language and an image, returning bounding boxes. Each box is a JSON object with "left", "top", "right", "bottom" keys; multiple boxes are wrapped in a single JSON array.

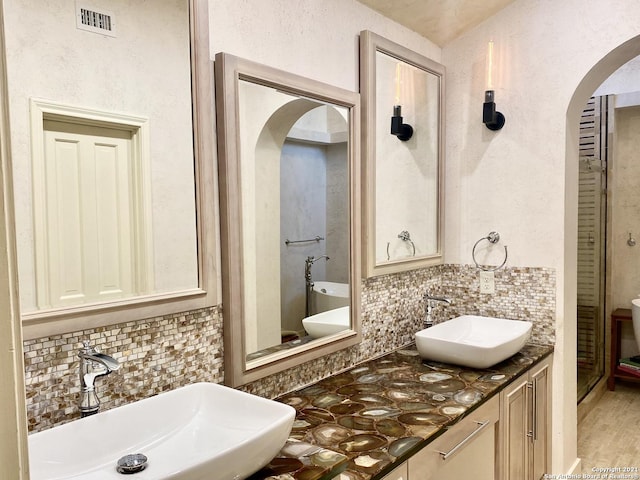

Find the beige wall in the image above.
[
  {"left": 442, "top": 0, "right": 640, "bottom": 473},
  {"left": 209, "top": 0, "right": 441, "bottom": 92}
]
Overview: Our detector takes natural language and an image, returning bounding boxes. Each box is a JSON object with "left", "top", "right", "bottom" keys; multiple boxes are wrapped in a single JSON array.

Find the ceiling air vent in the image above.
[{"left": 76, "top": 5, "right": 116, "bottom": 37}]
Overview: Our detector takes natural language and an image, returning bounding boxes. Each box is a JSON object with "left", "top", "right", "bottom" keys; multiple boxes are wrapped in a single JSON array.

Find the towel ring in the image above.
[
  {"left": 472, "top": 231, "right": 508, "bottom": 271},
  {"left": 398, "top": 231, "right": 416, "bottom": 256},
  {"left": 387, "top": 230, "right": 416, "bottom": 260}
]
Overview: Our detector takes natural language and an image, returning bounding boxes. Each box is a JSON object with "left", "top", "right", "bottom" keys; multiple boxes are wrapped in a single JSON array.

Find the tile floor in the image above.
[{"left": 578, "top": 383, "right": 640, "bottom": 471}]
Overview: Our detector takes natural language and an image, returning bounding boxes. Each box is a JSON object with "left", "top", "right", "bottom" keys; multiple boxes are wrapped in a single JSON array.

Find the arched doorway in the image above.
[{"left": 566, "top": 33, "right": 640, "bottom": 467}]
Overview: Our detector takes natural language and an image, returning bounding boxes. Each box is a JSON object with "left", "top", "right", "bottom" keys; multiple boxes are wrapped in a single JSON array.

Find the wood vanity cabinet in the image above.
[
  {"left": 499, "top": 354, "right": 552, "bottom": 480},
  {"left": 407, "top": 395, "right": 500, "bottom": 480}
]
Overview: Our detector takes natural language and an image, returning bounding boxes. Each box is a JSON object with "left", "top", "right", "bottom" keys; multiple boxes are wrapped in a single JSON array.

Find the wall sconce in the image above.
[
  {"left": 390, "top": 105, "right": 413, "bottom": 141},
  {"left": 483, "top": 41, "right": 505, "bottom": 131},
  {"left": 483, "top": 90, "right": 505, "bottom": 130}
]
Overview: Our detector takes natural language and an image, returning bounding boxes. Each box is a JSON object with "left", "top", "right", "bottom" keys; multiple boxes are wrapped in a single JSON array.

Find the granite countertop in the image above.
[{"left": 251, "top": 343, "right": 553, "bottom": 480}]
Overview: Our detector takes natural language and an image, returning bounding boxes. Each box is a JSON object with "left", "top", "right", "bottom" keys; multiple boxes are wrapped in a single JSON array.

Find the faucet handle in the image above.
[{"left": 80, "top": 340, "right": 97, "bottom": 354}]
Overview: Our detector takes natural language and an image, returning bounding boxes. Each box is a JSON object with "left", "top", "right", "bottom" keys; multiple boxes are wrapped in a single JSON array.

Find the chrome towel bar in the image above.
[{"left": 285, "top": 235, "right": 324, "bottom": 246}]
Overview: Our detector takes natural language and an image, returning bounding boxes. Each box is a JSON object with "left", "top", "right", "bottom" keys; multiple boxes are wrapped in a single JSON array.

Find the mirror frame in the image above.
[
  {"left": 360, "top": 30, "right": 445, "bottom": 277},
  {"left": 21, "top": 0, "right": 218, "bottom": 340},
  {"left": 214, "top": 52, "right": 362, "bottom": 387}
]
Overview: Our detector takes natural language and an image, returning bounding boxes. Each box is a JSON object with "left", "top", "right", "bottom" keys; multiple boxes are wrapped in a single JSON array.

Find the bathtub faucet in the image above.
[
  {"left": 305, "top": 255, "right": 329, "bottom": 284},
  {"left": 78, "top": 341, "right": 120, "bottom": 417},
  {"left": 305, "top": 255, "right": 329, "bottom": 317}
]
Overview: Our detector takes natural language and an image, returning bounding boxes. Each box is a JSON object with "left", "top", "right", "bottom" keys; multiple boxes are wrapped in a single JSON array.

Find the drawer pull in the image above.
[{"left": 436, "top": 420, "right": 490, "bottom": 461}]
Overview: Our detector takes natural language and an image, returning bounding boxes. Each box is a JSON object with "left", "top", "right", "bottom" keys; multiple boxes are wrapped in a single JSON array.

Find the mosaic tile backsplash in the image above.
[
  {"left": 24, "top": 307, "right": 223, "bottom": 432},
  {"left": 23, "top": 264, "right": 555, "bottom": 433}
]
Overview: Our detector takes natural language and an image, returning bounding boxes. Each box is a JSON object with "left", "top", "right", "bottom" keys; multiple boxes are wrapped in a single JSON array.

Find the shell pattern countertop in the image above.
[{"left": 252, "top": 343, "right": 553, "bottom": 480}]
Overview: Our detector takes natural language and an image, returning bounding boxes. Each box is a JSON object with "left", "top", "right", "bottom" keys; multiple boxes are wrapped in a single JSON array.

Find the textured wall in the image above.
[
  {"left": 24, "top": 264, "right": 555, "bottom": 433},
  {"left": 209, "top": 0, "right": 441, "bottom": 93}
]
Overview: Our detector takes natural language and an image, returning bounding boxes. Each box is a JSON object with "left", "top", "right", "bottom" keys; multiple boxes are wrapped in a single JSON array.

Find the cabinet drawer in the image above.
[
  {"left": 408, "top": 395, "right": 499, "bottom": 479},
  {"left": 380, "top": 461, "right": 408, "bottom": 480}
]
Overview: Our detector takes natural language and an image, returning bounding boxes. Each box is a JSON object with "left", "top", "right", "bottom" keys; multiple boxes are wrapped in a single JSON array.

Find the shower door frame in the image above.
[{"left": 577, "top": 95, "right": 611, "bottom": 402}]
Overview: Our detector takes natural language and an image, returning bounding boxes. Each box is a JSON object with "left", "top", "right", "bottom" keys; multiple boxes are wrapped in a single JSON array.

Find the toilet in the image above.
[{"left": 632, "top": 299, "right": 640, "bottom": 351}]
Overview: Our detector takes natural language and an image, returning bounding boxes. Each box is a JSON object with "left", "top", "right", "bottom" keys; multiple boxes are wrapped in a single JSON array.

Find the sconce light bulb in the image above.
[
  {"left": 484, "top": 90, "right": 495, "bottom": 103},
  {"left": 393, "top": 105, "right": 402, "bottom": 116},
  {"left": 486, "top": 40, "right": 495, "bottom": 90}
]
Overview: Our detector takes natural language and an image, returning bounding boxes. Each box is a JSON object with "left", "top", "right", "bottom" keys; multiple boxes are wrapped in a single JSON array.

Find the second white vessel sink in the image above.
[
  {"left": 28, "top": 382, "right": 296, "bottom": 480},
  {"left": 415, "top": 315, "right": 532, "bottom": 369},
  {"left": 302, "top": 306, "right": 350, "bottom": 339}
]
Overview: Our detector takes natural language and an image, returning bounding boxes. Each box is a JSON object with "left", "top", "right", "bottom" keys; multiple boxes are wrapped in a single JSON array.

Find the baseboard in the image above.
[{"left": 568, "top": 458, "right": 582, "bottom": 474}]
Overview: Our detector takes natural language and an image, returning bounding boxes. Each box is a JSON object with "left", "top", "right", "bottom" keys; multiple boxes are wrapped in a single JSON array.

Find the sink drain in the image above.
[{"left": 116, "top": 454, "right": 148, "bottom": 474}]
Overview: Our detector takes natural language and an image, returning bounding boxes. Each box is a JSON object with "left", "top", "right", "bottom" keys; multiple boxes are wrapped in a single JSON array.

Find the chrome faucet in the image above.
[
  {"left": 78, "top": 341, "right": 120, "bottom": 417},
  {"left": 423, "top": 291, "right": 452, "bottom": 328},
  {"left": 305, "top": 255, "right": 329, "bottom": 317},
  {"left": 305, "top": 255, "right": 330, "bottom": 283}
]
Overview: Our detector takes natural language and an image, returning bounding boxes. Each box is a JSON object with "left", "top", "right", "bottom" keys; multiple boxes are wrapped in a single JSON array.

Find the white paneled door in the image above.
[{"left": 39, "top": 120, "right": 138, "bottom": 308}]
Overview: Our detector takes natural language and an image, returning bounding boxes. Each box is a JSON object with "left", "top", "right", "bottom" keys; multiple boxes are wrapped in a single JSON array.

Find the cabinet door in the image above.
[
  {"left": 500, "top": 354, "right": 553, "bottom": 480},
  {"left": 381, "top": 461, "right": 408, "bottom": 480},
  {"left": 408, "top": 395, "right": 499, "bottom": 480},
  {"left": 500, "top": 377, "right": 529, "bottom": 480},
  {"left": 531, "top": 357, "right": 551, "bottom": 480}
]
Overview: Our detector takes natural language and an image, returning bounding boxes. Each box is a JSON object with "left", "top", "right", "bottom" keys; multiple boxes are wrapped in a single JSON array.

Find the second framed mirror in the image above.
[
  {"left": 215, "top": 53, "right": 362, "bottom": 387},
  {"left": 360, "top": 30, "right": 445, "bottom": 277}
]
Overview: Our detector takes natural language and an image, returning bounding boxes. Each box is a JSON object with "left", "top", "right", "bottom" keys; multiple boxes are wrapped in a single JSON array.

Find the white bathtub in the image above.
[
  {"left": 302, "top": 306, "right": 350, "bottom": 339},
  {"left": 312, "top": 281, "right": 349, "bottom": 313}
]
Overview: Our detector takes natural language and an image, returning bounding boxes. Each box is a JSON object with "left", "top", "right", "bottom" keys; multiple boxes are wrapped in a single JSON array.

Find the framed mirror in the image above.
[
  {"left": 215, "top": 52, "right": 362, "bottom": 387},
  {"left": 12, "top": 0, "right": 216, "bottom": 339},
  {"left": 360, "top": 30, "right": 445, "bottom": 277}
]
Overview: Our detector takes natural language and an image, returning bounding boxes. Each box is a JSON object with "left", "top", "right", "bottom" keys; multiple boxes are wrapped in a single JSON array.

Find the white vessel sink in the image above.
[
  {"left": 631, "top": 298, "right": 640, "bottom": 351},
  {"left": 28, "top": 382, "right": 296, "bottom": 480},
  {"left": 415, "top": 315, "right": 532, "bottom": 369},
  {"left": 302, "top": 306, "right": 350, "bottom": 338}
]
